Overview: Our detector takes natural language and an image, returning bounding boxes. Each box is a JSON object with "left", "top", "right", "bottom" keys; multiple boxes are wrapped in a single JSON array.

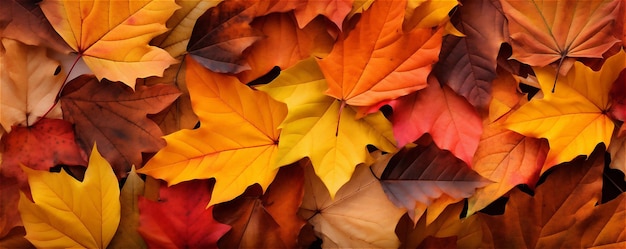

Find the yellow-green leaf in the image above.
[
  {"left": 18, "top": 145, "right": 120, "bottom": 249},
  {"left": 505, "top": 50, "right": 625, "bottom": 172},
  {"left": 258, "top": 58, "right": 397, "bottom": 198}
]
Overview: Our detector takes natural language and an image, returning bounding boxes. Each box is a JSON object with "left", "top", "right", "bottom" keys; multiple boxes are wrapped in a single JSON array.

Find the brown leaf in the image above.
[
  {"left": 60, "top": 75, "right": 180, "bottom": 178},
  {"left": 213, "top": 164, "right": 306, "bottom": 248},
  {"left": 0, "top": 175, "right": 20, "bottom": 238},
  {"left": 434, "top": 0, "right": 507, "bottom": 108},
  {"left": 0, "top": 227, "right": 34, "bottom": 249},
  {"left": 478, "top": 145, "right": 606, "bottom": 248}
]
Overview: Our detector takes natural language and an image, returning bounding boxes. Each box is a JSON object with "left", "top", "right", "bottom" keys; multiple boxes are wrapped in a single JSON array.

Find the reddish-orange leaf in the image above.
[
  {"left": 435, "top": 0, "right": 507, "bottom": 108},
  {"left": 0, "top": 118, "right": 87, "bottom": 186},
  {"left": 318, "top": 0, "right": 442, "bottom": 107},
  {"left": 500, "top": 0, "right": 621, "bottom": 73},
  {"left": 0, "top": 175, "right": 20, "bottom": 238},
  {"left": 468, "top": 116, "right": 549, "bottom": 215},
  {"left": 236, "top": 12, "right": 334, "bottom": 84},
  {"left": 379, "top": 136, "right": 490, "bottom": 223},
  {"left": 60, "top": 76, "right": 180, "bottom": 178},
  {"left": 214, "top": 164, "right": 305, "bottom": 248},
  {"left": 609, "top": 69, "right": 626, "bottom": 122},
  {"left": 138, "top": 179, "right": 230, "bottom": 248},
  {"left": 0, "top": 0, "right": 70, "bottom": 53},
  {"left": 390, "top": 77, "right": 482, "bottom": 166},
  {"left": 478, "top": 146, "right": 608, "bottom": 248}
]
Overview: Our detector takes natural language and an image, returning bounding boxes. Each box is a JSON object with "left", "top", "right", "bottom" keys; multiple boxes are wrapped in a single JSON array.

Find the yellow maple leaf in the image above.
[
  {"left": 258, "top": 58, "right": 397, "bottom": 198},
  {"left": 138, "top": 55, "right": 287, "bottom": 206},
  {"left": 18, "top": 145, "right": 120, "bottom": 249},
  {"left": 40, "top": 0, "right": 179, "bottom": 88},
  {"left": 505, "top": 50, "right": 625, "bottom": 172}
]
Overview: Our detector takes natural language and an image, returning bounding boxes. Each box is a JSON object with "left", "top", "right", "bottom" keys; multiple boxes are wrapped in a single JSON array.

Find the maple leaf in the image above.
[
  {"left": 137, "top": 179, "right": 230, "bottom": 248},
  {"left": 390, "top": 77, "right": 483, "bottom": 166},
  {"left": 487, "top": 68, "right": 524, "bottom": 122},
  {"left": 468, "top": 115, "right": 549, "bottom": 215},
  {"left": 0, "top": 38, "right": 63, "bottom": 132},
  {"left": 0, "top": 0, "right": 71, "bottom": 53},
  {"left": 378, "top": 137, "right": 490, "bottom": 224},
  {"left": 292, "top": 0, "right": 353, "bottom": 30},
  {"left": 609, "top": 69, "right": 626, "bottom": 122},
  {"left": 60, "top": 75, "right": 180, "bottom": 178},
  {"left": 213, "top": 164, "right": 305, "bottom": 248},
  {"left": 236, "top": 12, "right": 334, "bottom": 84},
  {"left": 151, "top": 0, "right": 223, "bottom": 59},
  {"left": 346, "top": 0, "right": 374, "bottom": 19},
  {"left": 477, "top": 146, "right": 624, "bottom": 248},
  {"left": 18, "top": 145, "right": 120, "bottom": 249},
  {"left": 108, "top": 167, "right": 147, "bottom": 249},
  {"left": 317, "top": 0, "right": 442, "bottom": 107},
  {"left": 395, "top": 201, "right": 484, "bottom": 249},
  {"left": 298, "top": 161, "right": 405, "bottom": 248},
  {"left": 257, "top": 58, "right": 397, "bottom": 198},
  {"left": 434, "top": 0, "right": 507, "bottom": 108},
  {"left": 0, "top": 175, "right": 20, "bottom": 238},
  {"left": 0, "top": 118, "right": 87, "bottom": 186},
  {"left": 0, "top": 227, "right": 34, "bottom": 249},
  {"left": 138, "top": 55, "right": 287, "bottom": 206},
  {"left": 39, "top": 0, "right": 179, "bottom": 88},
  {"left": 505, "top": 50, "right": 625, "bottom": 171},
  {"left": 500, "top": 0, "right": 621, "bottom": 75}
]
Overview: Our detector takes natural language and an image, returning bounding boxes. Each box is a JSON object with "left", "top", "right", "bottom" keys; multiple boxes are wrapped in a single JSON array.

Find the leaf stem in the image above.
[{"left": 37, "top": 54, "right": 82, "bottom": 124}]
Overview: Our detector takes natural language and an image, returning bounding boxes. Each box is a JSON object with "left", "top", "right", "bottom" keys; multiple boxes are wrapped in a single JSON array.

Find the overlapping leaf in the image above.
[
  {"left": 108, "top": 167, "right": 146, "bottom": 249},
  {"left": 500, "top": 0, "right": 621, "bottom": 73},
  {"left": 299, "top": 161, "right": 405, "bottom": 248},
  {"left": 61, "top": 75, "right": 180, "bottom": 178},
  {"left": 258, "top": 58, "right": 396, "bottom": 197},
  {"left": 505, "top": 50, "right": 624, "bottom": 171},
  {"left": 40, "top": 0, "right": 179, "bottom": 87},
  {"left": 1, "top": 118, "right": 87, "bottom": 186},
  {"left": 378, "top": 137, "right": 490, "bottom": 223},
  {"left": 213, "top": 164, "right": 305, "bottom": 248},
  {"left": 390, "top": 77, "right": 482, "bottom": 166},
  {"left": 318, "top": 0, "right": 443, "bottom": 107},
  {"left": 0, "top": 175, "right": 20, "bottom": 238},
  {"left": 138, "top": 55, "right": 287, "bottom": 206},
  {"left": 0, "top": 38, "right": 63, "bottom": 132},
  {"left": 293, "top": 0, "right": 353, "bottom": 30},
  {"left": 434, "top": 0, "right": 507, "bottom": 108},
  {"left": 18, "top": 145, "right": 120, "bottom": 249},
  {"left": 477, "top": 146, "right": 625, "bottom": 248},
  {"left": 137, "top": 179, "right": 230, "bottom": 248}
]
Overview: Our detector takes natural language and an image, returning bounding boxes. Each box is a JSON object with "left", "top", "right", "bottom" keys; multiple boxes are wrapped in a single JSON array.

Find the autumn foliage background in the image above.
[{"left": 1, "top": 0, "right": 626, "bottom": 248}]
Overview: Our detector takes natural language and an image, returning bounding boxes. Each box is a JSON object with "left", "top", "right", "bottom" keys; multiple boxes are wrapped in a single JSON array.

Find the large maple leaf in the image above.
[
  {"left": 478, "top": 146, "right": 626, "bottom": 248},
  {"left": 214, "top": 164, "right": 305, "bottom": 248},
  {"left": 390, "top": 77, "right": 483, "bottom": 166},
  {"left": 1, "top": 118, "right": 87, "bottom": 186},
  {"left": 137, "top": 179, "right": 230, "bottom": 248},
  {"left": 0, "top": 38, "right": 63, "bottom": 132},
  {"left": 500, "top": 0, "right": 621, "bottom": 74},
  {"left": 378, "top": 137, "right": 490, "bottom": 224},
  {"left": 434, "top": 0, "right": 507, "bottom": 108},
  {"left": 317, "top": 0, "right": 442, "bottom": 107},
  {"left": 298, "top": 161, "right": 405, "bottom": 248},
  {"left": 39, "top": 0, "right": 179, "bottom": 88},
  {"left": 257, "top": 58, "right": 397, "bottom": 198},
  {"left": 138, "top": 55, "right": 287, "bottom": 206},
  {"left": 60, "top": 75, "right": 180, "bottom": 178},
  {"left": 505, "top": 50, "right": 625, "bottom": 171},
  {"left": 18, "top": 145, "right": 120, "bottom": 249}
]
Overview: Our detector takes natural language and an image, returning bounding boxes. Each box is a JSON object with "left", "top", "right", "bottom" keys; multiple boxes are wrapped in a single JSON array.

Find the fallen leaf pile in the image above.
[{"left": 0, "top": 0, "right": 624, "bottom": 248}]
